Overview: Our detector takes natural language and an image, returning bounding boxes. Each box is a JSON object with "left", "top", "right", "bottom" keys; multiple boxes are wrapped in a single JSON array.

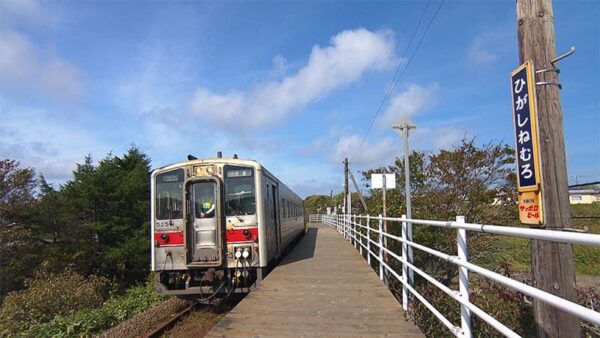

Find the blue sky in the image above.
[{"left": 1, "top": 0, "right": 598, "bottom": 197}]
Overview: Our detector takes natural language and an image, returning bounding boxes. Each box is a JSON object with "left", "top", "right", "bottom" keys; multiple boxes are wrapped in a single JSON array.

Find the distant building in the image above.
[{"left": 569, "top": 189, "right": 600, "bottom": 204}]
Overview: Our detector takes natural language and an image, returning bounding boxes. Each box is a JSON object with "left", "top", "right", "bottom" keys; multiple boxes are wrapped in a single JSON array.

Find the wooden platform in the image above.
[{"left": 207, "top": 224, "right": 424, "bottom": 337}]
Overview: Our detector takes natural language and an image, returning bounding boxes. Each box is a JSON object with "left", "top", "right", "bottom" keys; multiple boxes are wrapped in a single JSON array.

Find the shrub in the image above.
[
  {"left": 577, "top": 287, "right": 600, "bottom": 337},
  {"left": 406, "top": 279, "right": 535, "bottom": 337},
  {"left": 24, "top": 279, "right": 165, "bottom": 337},
  {"left": 0, "top": 267, "right": 112, "bottom": 335}
]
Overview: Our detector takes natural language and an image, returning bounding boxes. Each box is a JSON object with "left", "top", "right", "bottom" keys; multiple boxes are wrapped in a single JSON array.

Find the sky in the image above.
[{"left": 1, "top": 0, "right": 598, "bottom": 198}]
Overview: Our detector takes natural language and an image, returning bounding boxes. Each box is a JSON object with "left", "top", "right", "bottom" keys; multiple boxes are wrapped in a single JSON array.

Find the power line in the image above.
[
  {"left": 349, "top": 2, "right": 431, "bottom": 162},
  {"left": 350, "top": 0, "right": 445, "bottom": 161}
]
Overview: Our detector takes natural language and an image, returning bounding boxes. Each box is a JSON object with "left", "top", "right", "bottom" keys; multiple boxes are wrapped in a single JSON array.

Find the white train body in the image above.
[{"left": 151, "top": 156, "right": 305, "bottom": 297}]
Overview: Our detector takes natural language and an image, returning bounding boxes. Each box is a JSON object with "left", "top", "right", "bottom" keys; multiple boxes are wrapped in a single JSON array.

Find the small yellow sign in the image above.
[{"left": 518, "top": 191, "right": 543, "bottom": 225}]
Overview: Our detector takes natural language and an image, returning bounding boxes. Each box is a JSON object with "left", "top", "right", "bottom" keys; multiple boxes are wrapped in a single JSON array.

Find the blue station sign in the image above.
[{"left": 510, "top": 61, "right": 542, "bottom": 192}]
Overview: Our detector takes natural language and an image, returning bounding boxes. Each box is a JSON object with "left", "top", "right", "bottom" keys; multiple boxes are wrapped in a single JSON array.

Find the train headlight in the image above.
[
  {"left": 234, "top": 249, "right": 242, "bottom": 259},
  {"left": 242, "top": 249, "right": 250, "bottom": 259},
  {"left": 242, "top": 229, "right": 252, "bottom": 239},
  {"left": 193, "top": 165, "right": 215, "bottom": 176}
]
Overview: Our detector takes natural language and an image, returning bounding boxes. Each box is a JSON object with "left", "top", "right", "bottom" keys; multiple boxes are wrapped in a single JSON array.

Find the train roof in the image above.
[{"left": 152, "top": 157, "right": 302, "bottom": 203}]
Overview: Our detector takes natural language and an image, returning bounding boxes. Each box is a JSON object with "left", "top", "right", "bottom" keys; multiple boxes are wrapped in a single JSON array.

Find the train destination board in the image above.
[{"left": 510, "top": 61, "right": 543, "bottom": 225}]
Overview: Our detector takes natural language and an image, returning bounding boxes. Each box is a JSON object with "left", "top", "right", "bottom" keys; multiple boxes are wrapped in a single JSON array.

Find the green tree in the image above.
[
  {"left": 35, "top": 147, "right": 152, "bottom": 285},
  {"left": 0, "top": 160, "right": 39, "bottom": 298},
  {"left": 304, "top": 195, "right": 334, "bottom": 214},
  {"left": 361, "top": 138, "right": 516, "bottom": 284}
]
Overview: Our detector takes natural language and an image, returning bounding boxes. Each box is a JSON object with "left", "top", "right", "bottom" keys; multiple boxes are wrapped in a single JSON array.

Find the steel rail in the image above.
[{"left": 143, "top": 302, "right": 198, "bottom": 338}]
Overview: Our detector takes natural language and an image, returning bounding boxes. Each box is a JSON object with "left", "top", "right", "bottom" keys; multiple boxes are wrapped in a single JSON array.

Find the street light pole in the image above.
[{"left": 393, "top": 120, "right": 416, "bottom": 287}]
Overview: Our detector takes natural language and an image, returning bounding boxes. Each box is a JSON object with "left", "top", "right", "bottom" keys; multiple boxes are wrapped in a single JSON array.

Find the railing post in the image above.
[
  {"left": 345, "top": 214, "right": 349, "bottom": 241},
  {"left": 359, "top": 215, "right": 363, "bottom": 255},
  {"left": 346, "top": 214, "right": 350, "bottom": 241},
  {"left": 367, "top": 215, "right": 371, "bottom": 266},
  {"left": 401, "top": 214, "right": 408, "bottom": 311},
  {"left": 353, "top": 214, "right": 357, "bottom": 248},
  {"left": 378, "top": 214, "right": 384, "bottom": 282},
  {"left": 457, "top": 216, "right": 471, "bottom": 338}
]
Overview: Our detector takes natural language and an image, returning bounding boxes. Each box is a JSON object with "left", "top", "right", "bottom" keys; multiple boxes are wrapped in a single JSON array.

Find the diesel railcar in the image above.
[{"left": 151, "top": 154, "right": 305, "bottom": 300}]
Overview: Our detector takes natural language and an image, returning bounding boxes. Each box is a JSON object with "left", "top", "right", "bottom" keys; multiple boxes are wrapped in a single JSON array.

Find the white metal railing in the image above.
[
  {"left": 308, "top": 214, "right": 327, "bottom": 223},
  {"left": 322, "top": 214, "right": 600, "bottom": 338}
]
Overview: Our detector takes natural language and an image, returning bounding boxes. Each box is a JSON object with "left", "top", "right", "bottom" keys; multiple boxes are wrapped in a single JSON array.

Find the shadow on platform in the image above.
[{"left": 278, "top": 227, "right": 318, "bottom": 266}]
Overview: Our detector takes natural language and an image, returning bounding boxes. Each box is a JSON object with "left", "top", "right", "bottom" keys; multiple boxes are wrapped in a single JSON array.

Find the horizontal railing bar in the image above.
[
  {"left": 399, "top": 238, "right": 600, "bottom": 325},
  {"left": 326, "top": 217, "right": 600, "bottom": 332},
  {"left": 329, "top": 215, "right": 600, "bottom": 327},
  {"left": 377, "top": 245, "right": 519, "bottom": 337},
  {"left": 347, "top": 215, "right": 600, "bottom": 247},
  {"left": 347, "top": 218, "right": 600, "bottom": 324},
  {"left": 344, "top": 225, "right": 496, "bottom": 336},
  {"left": 379, "top": 257, "right": 462, "bottom": 336}
]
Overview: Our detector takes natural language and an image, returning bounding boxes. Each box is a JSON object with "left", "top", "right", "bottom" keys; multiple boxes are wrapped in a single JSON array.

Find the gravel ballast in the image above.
[{"left": 102, "top": 297, "right": 190, "bottom": 337}]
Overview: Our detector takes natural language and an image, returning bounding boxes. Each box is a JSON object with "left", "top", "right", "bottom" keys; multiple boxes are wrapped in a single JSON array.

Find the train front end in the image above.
[{"left": 151, "top": 160, "right": 260, "bottom": 300}]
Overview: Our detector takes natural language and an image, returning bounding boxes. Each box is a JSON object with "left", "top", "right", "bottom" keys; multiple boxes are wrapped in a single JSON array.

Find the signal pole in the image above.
[{"left": 516, "top": 0, "right": 579, "bottom": 336}]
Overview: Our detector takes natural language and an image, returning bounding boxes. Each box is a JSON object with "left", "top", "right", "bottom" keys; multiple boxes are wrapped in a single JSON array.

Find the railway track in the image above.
[{"left": 144, "top": 302, "right": 200, "bottom": 338}]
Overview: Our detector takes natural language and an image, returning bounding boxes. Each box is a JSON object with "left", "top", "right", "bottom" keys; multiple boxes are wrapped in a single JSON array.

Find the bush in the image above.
[
  {"left": 577, "top": 287, "right": 600, "bottom": 337},
  {"left": 0, "top": 267, "right": 112, "bottom": 335},
  {"left": 24, "top": 279, "right": 165, "bottom": 337},
  {"left": 407, "top": 278, "right": 535, "bottom": 337}
]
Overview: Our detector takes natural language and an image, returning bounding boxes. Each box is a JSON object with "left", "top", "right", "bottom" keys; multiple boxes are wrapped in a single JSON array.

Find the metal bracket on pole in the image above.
[
  {"left": 535, "top": 81, "right": 562, "bottom": 89},
  {"left": 535, "top": 46, "right": 575, "bottom": 90},
  {"left": 551, "top": 46, "right": 576, "bottom": 66}
]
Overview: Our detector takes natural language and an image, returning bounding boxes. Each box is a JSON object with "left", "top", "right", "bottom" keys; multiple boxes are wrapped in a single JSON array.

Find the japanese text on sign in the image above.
[{"left": 511, "top": 61, "right": 541, "bottom": 192}]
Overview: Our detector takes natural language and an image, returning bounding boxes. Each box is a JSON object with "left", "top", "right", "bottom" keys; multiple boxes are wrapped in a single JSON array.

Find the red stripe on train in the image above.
[
  {"left": 226, "top": 228, "right": 258, "bottom": 242},
  {"left": 154, "top": 231, "right": 184, "bottom": 246}
]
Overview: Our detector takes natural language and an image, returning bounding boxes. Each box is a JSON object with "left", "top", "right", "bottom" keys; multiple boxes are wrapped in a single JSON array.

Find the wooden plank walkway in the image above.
[{"left": 207, "top": 223, "right": 424, "bottom": 337}]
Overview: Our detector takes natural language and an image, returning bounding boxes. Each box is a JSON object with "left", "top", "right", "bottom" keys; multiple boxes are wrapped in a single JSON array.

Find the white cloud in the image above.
[
  {"left": 272, "top": 54, "right": 288, "bottom": 75},
  {"left": 378, "top": 83, "right": 439, "bottom": 128},
  {"left": 0, "top": 0, "right": 45, "bottom": 24},
  {"left": 189, "top": 28, "right": 397, "bottom": 131},
  {"left": 0, "top": 23, "right": 82, "bottom": 103},
  {"left": 433, "top": 127, "right": 466, "bottom": 149},
  {"left": 0, "top": 104, "right": 112, "bottom": 183},
  {"left": 331, "top": 135, "right": 396, "bottom": 166},
  {"left": 468, "top": 38, "right": 498, "bottom": 64},
  {"left": 467, "top": 26, "right": 513, "bottom": 66}
]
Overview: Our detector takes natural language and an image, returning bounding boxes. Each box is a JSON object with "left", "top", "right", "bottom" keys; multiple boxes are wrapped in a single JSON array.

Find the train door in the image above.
[
  {"left": 186, "top": 179, "right": 223, "bottom": 266},
  {"left": 271, "top": 184, "right": 281, "bottom": 255}
]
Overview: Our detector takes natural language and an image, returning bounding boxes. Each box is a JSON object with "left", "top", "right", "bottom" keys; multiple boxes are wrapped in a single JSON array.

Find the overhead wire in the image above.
[{"left": 349, "top": 0, "right": 446, "bottom": 162}]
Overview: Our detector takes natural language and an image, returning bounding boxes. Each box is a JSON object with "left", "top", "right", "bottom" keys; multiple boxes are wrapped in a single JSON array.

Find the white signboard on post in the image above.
[{"left": 371, "top": 173, "right": 396, "bottom": 189}]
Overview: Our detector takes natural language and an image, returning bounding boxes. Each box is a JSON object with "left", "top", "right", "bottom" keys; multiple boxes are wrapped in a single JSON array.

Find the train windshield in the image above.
[
  {"left": 155, "top": 169, "right": 184, "bottom": 220},
  {"left": 224, "top": 166, "right": 256, "bottom": 216}
]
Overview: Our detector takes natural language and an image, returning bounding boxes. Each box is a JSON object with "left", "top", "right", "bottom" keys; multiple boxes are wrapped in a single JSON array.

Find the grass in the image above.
[
  {"left": 474, "top": 203, "right": 600, "bottom": 276},
  {"left": 23, "top": 279, "right": 166, "bottom": 337}
]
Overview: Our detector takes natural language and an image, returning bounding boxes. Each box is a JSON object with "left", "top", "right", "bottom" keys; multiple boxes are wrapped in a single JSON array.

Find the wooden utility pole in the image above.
[
  {"left": 516, "top": 0, "right": 579, "bottom": 336},
  {"left": 344, "top": 158, "right": 349, "bottom": 214}
]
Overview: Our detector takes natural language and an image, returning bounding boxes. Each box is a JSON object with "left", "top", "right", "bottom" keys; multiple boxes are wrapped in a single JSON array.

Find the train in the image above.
[{"left": 150, "top": 153, "right": 305, "bottom": 300}]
